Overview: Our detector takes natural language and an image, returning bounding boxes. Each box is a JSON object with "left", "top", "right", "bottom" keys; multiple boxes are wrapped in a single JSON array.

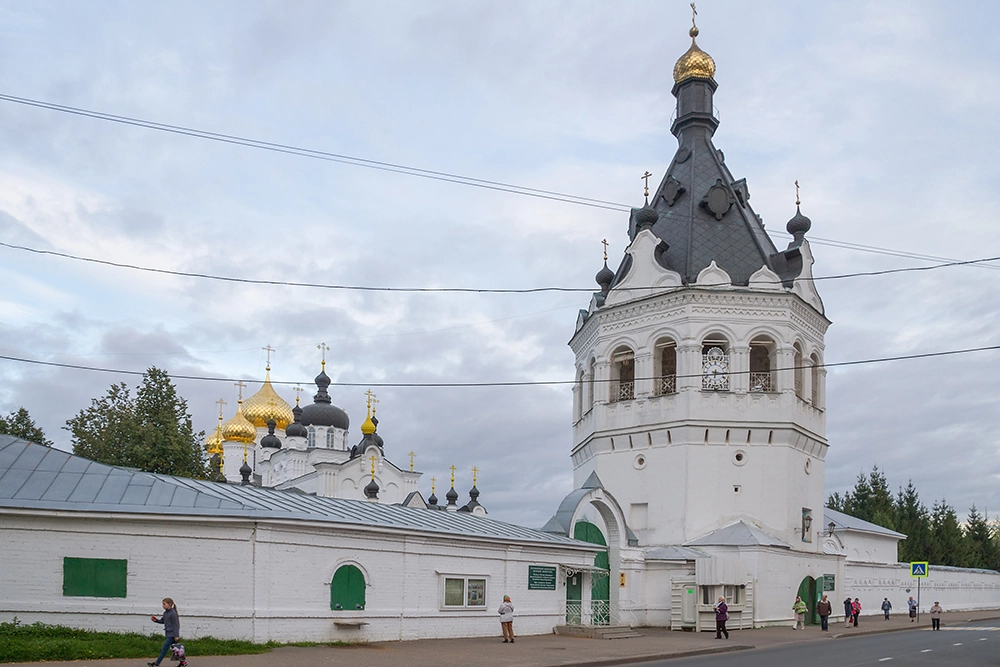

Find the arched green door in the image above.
[
  {"left": 574, "top": 520, "right": 610, "bottom": 625},
  {"left": 331, "top": 564, "right": 366, "bottom": 611},
  {"left": 796, "top": 576, "right": 819, "bottom": 624}
]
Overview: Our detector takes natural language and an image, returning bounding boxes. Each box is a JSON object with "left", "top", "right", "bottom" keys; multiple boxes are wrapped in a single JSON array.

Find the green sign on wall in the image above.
[
  {"left": 822, "top": 574, "right": 836, "bottom": 591},
  {"left": 527, "top": 565, "right": 557, "bottom": 590}
]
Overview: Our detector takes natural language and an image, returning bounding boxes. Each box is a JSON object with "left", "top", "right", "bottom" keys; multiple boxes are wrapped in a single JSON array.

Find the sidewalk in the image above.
[{"left": 6, "top": 610, "right": 999, "bottom": 667}]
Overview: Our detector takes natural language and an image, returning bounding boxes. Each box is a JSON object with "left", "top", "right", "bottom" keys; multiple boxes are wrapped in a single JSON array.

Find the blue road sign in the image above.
[{"left": 910, "top": 561, "right": 929, "bottom": 578}]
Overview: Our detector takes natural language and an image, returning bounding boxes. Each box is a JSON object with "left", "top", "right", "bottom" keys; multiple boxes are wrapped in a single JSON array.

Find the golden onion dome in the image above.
[
  {"left": 673, "top": 26, "right": 716, "bottom": 84},
  {"left": 222, "top": 401, "right": 258, "bottom": 444},
  {"left": 242, "top": 370, "right": 294, "bottom": 429},
  {"left": 204, "top": 427, "right": 223, "bottom": 454}
]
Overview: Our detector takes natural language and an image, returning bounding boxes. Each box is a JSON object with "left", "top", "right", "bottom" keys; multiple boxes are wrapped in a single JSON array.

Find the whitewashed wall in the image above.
[
  {"left": 0, "top": 511, "right": 596, "bottom": 642},
  {"left": 844, "top": 562, "right": 1000, "bottom": 616}
]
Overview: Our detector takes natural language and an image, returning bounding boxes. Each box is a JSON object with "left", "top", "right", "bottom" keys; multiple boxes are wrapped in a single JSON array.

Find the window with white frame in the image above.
[
  {"left": 442, "top": 576, "right": 487, "bottom": 608},
  {"left": 307, "top": 426, "right": 316, "bottom": 448}
]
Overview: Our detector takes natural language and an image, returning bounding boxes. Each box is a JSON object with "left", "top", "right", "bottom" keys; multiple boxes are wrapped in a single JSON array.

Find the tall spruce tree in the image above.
[
  {"left": 894, "top": 480, "right": 931, "bottom": 563},
  {"left": 826, "top": 491, "right": 845, "bottom": 513},
  {"left": 66, "top": 367, "right": 207, "bottom": 478},
  {"left": 963, "top": 505, "right": 999, "bottom": 570},
  {"left": 867, "top": 466, "right": 897, "bottom": 529},
  {"left": 0, "top": 407, "right": 52, "bottom": 445},
  {"left": 929, "top": 499, "right": 967, "bottom": 567}
]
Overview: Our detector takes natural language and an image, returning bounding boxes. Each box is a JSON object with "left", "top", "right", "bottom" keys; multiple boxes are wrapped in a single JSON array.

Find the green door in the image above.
[
  {"left": 574, "top": 520, "right": 610, "bottom": 625},
  {"left": 566, "top": 573, "right": 582, "bottom": 623},
  {"left": 796, "top": 576, "right": 819, "bottom": 624},
  {"left": 331, "top": 565, "right": 366, "bottom": 610}
]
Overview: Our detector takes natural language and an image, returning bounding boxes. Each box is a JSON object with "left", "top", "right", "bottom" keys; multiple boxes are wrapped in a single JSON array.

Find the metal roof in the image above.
[
  {"left": 684, "top": 520, "right": 791, "bottom": 548},
  {"left": 824, "top": 507, "right": 906, "bottom": 539},
  {"left": 0, "top": 436, "right": 595, "bottom": 549}
]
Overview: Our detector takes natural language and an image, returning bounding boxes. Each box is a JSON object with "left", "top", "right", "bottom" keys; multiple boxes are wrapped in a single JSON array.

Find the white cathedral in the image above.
[{"left": 1, "top": 19, "right": 997, "bottom": 642}]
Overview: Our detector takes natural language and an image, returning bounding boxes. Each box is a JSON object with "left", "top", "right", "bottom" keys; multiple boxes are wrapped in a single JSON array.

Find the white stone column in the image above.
[
  {"left": 677, "top": 343, "right": 701, "bottom": 391},
  {"left": 594, "top": 361, "right": 611, "bottom": 404},
  {"left": 634, "top": 352, "right": 654, "bottom": 398},
  {"left": 731, "top": 344, "right": 750, "bottom": 393}
]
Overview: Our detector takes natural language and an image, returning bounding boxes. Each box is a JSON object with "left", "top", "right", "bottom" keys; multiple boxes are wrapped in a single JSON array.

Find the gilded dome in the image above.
[
  {"left": 242, "top": 370, "right": 294, "bottom": 429},
  {"left": 204, "top": 427, "right": 223, "bottom": 453},
  {"left": 222, "top": 402, "right": 257, "bottom": 444},
  {"left": 673, "top": 27, "right": 715, "bottom": 84}
]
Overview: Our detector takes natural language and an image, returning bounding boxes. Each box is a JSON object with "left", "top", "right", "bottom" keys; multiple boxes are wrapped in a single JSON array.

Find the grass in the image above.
[{"left": 0, "top": 618, "right": 283, "bottom": 663}]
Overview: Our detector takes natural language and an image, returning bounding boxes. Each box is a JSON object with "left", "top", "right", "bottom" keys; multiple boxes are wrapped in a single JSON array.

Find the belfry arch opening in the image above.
[
  {"left": 610, "top": 346, "right": 635, "bottom": 402},
  {"left": 654, "top": 338, "right": 678, "bottom": 395},
  {"left": 749, "top": 336, "right": 776, "bottom": 392}
]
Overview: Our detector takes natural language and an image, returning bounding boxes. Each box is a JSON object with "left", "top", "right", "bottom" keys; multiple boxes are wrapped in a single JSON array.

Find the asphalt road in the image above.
[{"left": 625, "top": 620, "right": 1000, "bottom": 667}]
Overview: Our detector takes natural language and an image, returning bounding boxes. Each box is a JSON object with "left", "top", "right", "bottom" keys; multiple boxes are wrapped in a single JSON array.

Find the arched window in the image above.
[
  {"left": 810, "top": 353, "right": 822, "bottom": 407},
  {"left": 749, "top": 336, "right": 776, "bottom": 392},
  {"left": 793, "top": 343, "right": 805, "bottom": 399},
  {"left": 330, "top": 564, "right": 366, "bottom": 610},
  {"left": 326, "top": 429, "right": 335, "bottom": 449},
  {"left": 587, "top": 358, "right": 596, "bottom": 410},
  {"left": 610, "top": 347, "right": 635, "bottom": 402},
  {"left": 307, "top": 426, "right": 316, "bottom": 448},
  {"left": 654, "top": 339, "right": 677, "bottom": 395},
  {"left": 701, "top": 336, "right": 730, "bottom": 391}
]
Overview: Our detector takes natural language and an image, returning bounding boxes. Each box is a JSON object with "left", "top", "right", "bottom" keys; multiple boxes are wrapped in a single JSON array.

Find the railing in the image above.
[
  {"left": 655, "top": 375, "right": 677, "bottom": 395},
  {"left": 612, "top": 381, "right": 634, "bottom": 402},
  {"left": 749, "top": 372, "right": 774, "bottom": 392},
  {"left": 564, "top": 600, "right": 611, "bottom": 626}
]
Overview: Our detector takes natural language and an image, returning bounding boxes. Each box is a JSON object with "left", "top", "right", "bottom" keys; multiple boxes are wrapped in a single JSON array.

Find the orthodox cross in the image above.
[
  {"left": 364, "top": 389, "right": 378, "bottom": 411},
  {"left": 215, "top": 398, "right": 227, "bottom": 420},
  {"left": 450, "top": 464, "right": 456, "bottom": 487},
  {"left": 431, "top": 476, "right": 436, "bottom": 494},
  {"left": 601, "top": 238, "right": 608, "bottom": 262},
  {"left": 262, "top": 344, "right": 274, "bottom": 370},
  {"left": 690, "top": 2, "right": 698, "bottom": 30},
  {"left": 317, "top": 342, "right": 330, "bottom": 368},
  {"left": 642, "top": 171, "right": 653, "bottom": 198},
  {"left": 795, "top": 180, "right": 801, "bottom": 206},
  {"left": 234, "top": 380, "right": 247, "bottom": 401},
  {"left": 369, "top": 454, "right": 377, "bottom": 480},
  {"left": 409, "top": 451, "right": 416, "bottom": 472},
  {"left": 472, "top": 465, "right": 479, "bottom": 486},
  {"left": 292, "top": 385, "right": 304, "bottom": 405}
]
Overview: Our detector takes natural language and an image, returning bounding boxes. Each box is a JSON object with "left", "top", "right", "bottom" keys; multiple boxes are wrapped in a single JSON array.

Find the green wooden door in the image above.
[
  {"left": 574, "top": 520, "right": 610, "bottom": 625},
  {"left": 331, "top": 565, "right": 365, "bottom": 610},
  {"left": 796, "top": 576, "right": 818, "bottom": 624},
  {"left": 566, "top": 573, "right": 582, "bottom": 623}
]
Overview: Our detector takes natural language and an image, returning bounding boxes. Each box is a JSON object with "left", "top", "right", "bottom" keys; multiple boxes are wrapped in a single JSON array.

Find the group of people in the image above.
[{"left": 794, "top": 594, "right": 945, "bottom": 632}]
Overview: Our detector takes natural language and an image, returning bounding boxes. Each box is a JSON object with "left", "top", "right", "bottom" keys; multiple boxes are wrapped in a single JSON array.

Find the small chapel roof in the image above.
[
  {"left": 684, "top": 520, "right": 791, "bottom": 548},
  {"left": 0, "top": 436, "right": 596, "bottom": 550}
]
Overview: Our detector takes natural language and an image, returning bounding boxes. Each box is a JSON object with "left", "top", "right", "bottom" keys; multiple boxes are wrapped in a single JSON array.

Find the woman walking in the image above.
[
  {"left": 714, "top": 596, "right": 729, "bottom": 639},
  {"left": 792, "top": 596, "right": 808, "bottom": 630},
  {"left": 930, "top": 601, "right": 943, "bottom": 630},
  {"left": 844, "top": 596, "right": 854, "bottom": 627},
  {"left": 148, "top": 598, "right": 184, "bottom": 667},
  {"left": 852, "top": 598, "right": 862, "bottom": 627}
]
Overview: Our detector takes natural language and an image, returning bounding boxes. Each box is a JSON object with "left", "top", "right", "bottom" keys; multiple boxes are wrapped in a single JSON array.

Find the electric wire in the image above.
[
  {"left": 0, "top": 240, "right": 995, "bottom": 293},
  {"left": 1, "top": 345, "right": 997, "bottom": 388},
  {"left": 3, "top": 93, "right": 999, "bottom": 270}
]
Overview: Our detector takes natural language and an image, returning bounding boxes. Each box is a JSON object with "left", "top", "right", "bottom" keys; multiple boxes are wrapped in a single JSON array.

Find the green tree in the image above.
[
  {"left": 963, "top": 505, "right": 999, "bottom": 570},
  {"left": 66, "top": 368, "right": 207, "bottom": 478},
  {"left": 826, "top": 491, "right": 845, "bottom": 513},
  {"left": 894, "top": 480, "right": 931, "bottom": 564},
  {"left": 0, "top": 407, "right": 52, "bottom": 445},
  {"left": 929, "top": 499, "right": 967, "bottom": 567}
]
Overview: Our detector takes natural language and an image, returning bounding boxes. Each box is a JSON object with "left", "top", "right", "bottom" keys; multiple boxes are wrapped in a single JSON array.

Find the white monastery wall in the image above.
[
  {"left": 0, "top": 511, "right": 596, "bottom": 642},
  {"left": 842, "top": 531, "right": 899, "bottom": 565},
  {"left": 844, "top": 562, "right": 1000, "bottom": 616}
]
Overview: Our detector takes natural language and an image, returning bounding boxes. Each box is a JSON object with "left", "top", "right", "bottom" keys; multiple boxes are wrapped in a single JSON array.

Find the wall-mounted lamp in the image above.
[{"left": 827, "top": 521, "right": 836, "bottom": 537}]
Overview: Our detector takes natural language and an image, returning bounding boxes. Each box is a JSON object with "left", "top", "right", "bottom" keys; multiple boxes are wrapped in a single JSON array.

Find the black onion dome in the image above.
[
  {"left": 371, "top": 415, "right": 384, "bottom": 448},
  {"left": 300, "top": 369, "right": 350, "bottom": 429},
  {"left": 285, "top": 404, "right": 308, "bottom": 438},
  {"left": 364, "top": 477, "right": 380, "bottom": 499},
  {"left": 469, "top": 485, "right": 480, "bottom": 501},
  {"left": 635, "top": 203, "right": 659, "bottom": 230},
  {"left": 786, "top": 206, "right": 812, "bottom": 237},
  {"left": 595, "top": 261, "right": 614, "bottom": 292},
  {"left": 446, "top": 486, "right": 459, "bottom": 505},
  {"left": 239, "top": 460, "right": 252, "bottom": 485},
  {"left": 428, "top": 491, "right": 438, "bottom": 506},
  {"left": 260, "top": 418, "right": 281, "bottom": 449}
]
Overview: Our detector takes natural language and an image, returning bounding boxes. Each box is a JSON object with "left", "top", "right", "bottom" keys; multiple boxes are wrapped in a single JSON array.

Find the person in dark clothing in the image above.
[
  {"left": 816, "top": 594, "right": 832, "bottom": 631},
  {"left": 149, "top": 598, "right": 183, "bottom": 667},
  {"left": 881, "top": 598, "right": 892, "bottom": 620},
  {"left": 714, "top": 597, "right": 729, "bottom": 639},
  {"left": 844, "top": 596, "right": 854, "bottom": 627}
]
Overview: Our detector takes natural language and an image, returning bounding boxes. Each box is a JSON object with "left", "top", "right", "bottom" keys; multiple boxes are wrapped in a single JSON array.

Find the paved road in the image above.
[{"left": 626, "top": 620, "right": 1000, "bottom": 667}]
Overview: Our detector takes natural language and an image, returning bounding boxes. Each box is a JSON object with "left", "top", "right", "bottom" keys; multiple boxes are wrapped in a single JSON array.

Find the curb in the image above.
[
  {"left": 551, "top": 644, "right": 753, "bottom": 667},
  {"left": 831, "top": 614, "right": 1000, "bottom": 640}
]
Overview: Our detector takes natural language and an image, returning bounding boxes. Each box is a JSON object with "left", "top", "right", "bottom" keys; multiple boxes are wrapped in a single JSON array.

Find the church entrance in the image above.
[
  {"left": 796, "top": 576, "right": 821, "bottom": 625},
  {"left": 573, "top": 520, "right": 610, "bottom": 625}
]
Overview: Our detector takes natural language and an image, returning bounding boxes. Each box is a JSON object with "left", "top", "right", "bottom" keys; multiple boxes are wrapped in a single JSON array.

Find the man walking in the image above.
[
  {"left": 714, "top": 596, "right": 729, "bottom": 639},
  {"left": 881, "top": 597, "right": 892, "bottom": 620},
  {"left": 907, "top": 596, "right": 918, "bottom": 622},
  {"left": 817, "top": 594, "right": 832, "bottom": 631},
  {"left": 498, "top": 595, "right": 515, "bottom": 643}
]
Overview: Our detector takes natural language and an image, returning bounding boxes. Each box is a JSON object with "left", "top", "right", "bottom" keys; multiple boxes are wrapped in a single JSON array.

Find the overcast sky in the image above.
[{"left": 1, "top": 0, "right": 998, "bottom": 529}]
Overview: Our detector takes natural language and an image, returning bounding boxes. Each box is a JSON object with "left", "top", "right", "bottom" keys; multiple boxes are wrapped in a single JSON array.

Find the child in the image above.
[{"left": 149, "top": 598, "right": 186, "bottom": 667}]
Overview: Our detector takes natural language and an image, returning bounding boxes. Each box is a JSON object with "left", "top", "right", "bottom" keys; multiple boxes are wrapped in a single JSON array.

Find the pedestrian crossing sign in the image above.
[{"left": 910, "top": 561, "right": 929, "bottom": 578}]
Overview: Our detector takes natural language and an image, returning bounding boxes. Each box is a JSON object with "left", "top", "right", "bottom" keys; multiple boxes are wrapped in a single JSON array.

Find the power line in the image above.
[
  {"left": 3, "top": 92, "right": 999, "bottom": 271},
  {"left": 1, "top": 240, "right": 996, "bottom": 293},
  {"left": 1, "top": 345, "right": 997, "bottom": 388}
]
